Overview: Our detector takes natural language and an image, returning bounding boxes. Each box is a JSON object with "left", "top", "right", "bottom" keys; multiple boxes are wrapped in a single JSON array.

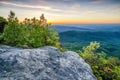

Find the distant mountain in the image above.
[
  {"left": 59, "top": 31, "right": 120, "bottom": 58},
  {"left": 52, "top": 24, "right": 120, "bottom": 58},
  {"left": 59, "top": 31, "right": 120, "bottom": 42},
  {"left": 51, "top": 25, "right": 93, "bottom": 32},
  {"left": 52, "top": 24, "right": 120, "bottom": 33}
]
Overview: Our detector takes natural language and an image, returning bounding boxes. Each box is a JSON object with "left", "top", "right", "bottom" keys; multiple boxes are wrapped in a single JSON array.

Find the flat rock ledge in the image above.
[{"left": 0, "top": 45, "right": 97, "bottom": 80}]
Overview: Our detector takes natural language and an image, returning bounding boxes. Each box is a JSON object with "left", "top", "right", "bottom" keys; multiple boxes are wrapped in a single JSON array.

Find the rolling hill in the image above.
[{"left": 59, "top": 31, "right": 120, "bottom": 58}]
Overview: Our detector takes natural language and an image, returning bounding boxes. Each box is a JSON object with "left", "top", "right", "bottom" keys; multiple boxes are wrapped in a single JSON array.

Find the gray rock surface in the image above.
[{"left": 0, "top": 45, "right": 97, "bottom": 80}]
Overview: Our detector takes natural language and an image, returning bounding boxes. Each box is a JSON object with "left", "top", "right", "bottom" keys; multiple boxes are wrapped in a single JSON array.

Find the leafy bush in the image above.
[
  {"left": 77, "top": 41, "right": 120, "bottom": 80},
  {"left": 0, "top": 16, "right": 7, "bottom": 33},
  {"left": 0, "top": 11, "right": 60, "bottom": 48}
]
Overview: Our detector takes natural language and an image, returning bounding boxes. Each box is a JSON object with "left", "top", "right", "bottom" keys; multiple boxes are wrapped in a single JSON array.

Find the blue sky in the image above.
[{"left": 0, "top": 0, "right": 120, "bottom": 24}]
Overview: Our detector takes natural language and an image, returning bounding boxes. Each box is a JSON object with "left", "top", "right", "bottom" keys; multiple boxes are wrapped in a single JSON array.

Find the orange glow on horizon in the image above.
[
  {"left": 19, "top": 18, "right": 120, "bottom": 24},
  {"left": 47, "top": 19, "right": 120, "bottom": 24}
]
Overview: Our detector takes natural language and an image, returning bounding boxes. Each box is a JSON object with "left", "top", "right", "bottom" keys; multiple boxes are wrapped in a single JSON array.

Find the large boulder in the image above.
[{"left": 0, "top": 45, "right": 97, "bottom": 80}]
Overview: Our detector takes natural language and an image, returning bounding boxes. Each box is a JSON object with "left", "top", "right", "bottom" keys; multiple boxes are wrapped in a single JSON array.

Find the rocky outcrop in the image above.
[{"left": 0, "top": 45, "right": 97, "bottom": 80}]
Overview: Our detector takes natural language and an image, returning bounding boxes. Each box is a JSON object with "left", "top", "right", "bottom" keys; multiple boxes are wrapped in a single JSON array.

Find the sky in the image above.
[{"left": 0, "top": 0, "right": 120, "bottom": 24}]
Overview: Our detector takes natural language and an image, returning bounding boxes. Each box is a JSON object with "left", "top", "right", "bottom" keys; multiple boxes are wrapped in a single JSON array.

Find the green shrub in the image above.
[
  {"left": 77, "top": 41, "right": 120, "bottom": 80},
  {"left": 0, "top": 16, "right": 7, "bottom": 33},
  {"left": 1, "top": 11, "right": 60, "bottom": 48}
]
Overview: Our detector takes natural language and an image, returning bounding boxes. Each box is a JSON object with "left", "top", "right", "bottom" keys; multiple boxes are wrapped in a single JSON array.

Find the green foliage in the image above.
[
  {"left": 3, "top": 22, "right": 23, "bottom": 45},
  {"left": 8, "top": 11, "right": 19, "bottom": 23},
  {"left": 1, "top": 11, "right": 60, "bottom": 48},
  {"left": 114, "top": 66, "right": 120, "bottom": 80},
  {"left": 77, "top": 42, "right": 120, "bottom": 80},
  {"left": 0, "top": 16, "right": 7, "bottom": 33},
  {"left": 82, "top": 41, "right": 100, "bottom": 54}
]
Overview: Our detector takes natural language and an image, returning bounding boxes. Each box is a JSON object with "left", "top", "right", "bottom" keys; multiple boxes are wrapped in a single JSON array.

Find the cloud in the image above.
[
  {"left": 0, "top": 1, "right": 61, "bottom": 12},
  {"left": 71, "top": 4, "right": 81, "bottom": 9},
  {"left": 84, "top": 10, "right": 97, "bottom": 14}
]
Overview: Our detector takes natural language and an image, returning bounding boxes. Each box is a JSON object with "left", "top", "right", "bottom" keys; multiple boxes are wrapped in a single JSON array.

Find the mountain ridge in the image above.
[{"left": 59, "top": 31, "right": 120, "bottom": 58}]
